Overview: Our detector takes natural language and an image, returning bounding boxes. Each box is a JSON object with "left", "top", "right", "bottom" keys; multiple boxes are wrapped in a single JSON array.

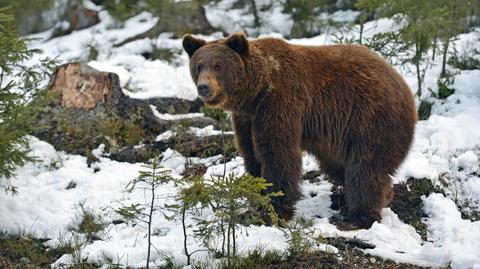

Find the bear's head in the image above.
[{"left": 182, "top": 32, "right": 253, "bottom": 111}]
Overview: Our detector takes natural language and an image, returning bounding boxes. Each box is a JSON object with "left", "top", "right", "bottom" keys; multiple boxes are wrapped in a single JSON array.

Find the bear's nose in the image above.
[{"left": 197, "top": 84, "right": 211, "bottom": 97}]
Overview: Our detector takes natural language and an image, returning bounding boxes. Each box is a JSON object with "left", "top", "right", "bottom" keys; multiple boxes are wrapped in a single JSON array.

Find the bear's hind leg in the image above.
[{"left": 344, "top": 159, "right": 393, "bottom": 228}]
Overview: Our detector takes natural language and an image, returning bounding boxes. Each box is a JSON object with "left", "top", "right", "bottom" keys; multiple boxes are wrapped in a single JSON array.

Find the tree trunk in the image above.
[
  {"left": 182, "top": 206, "right": 191, "bottom": 265},
  {"left": 227, "top": 222, "right": 231, "bottom": 269},
  {"left": 146, "top": 171, "right": 156, "bottom": 269},
  {"left": 359, "top": 23, "right": 364, "bottom": 45},
  {"left": 416, "top": 61, "right": 422, "bottom": 97},
  {"left": 249, "top": 0, "right": 261, "bottom": 28},
  {"left": 414, "top": 41, "right": 423, "bottom": 97},
  {"left": 440, "top": 39, "right": 450, "bottom": 78}
]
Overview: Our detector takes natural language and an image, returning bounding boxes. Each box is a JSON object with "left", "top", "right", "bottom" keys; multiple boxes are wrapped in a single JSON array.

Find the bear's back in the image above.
[{"left": 251, "top": 37, "right": 416, "bottom": 172}]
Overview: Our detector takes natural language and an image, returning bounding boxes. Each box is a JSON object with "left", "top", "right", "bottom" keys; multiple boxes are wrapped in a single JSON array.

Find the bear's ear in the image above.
[
  {"left": 182, "top": 34, "right": 206, "bottom": 58},
  {"left": 225, "top": 31, "right": 249, "bottom": 57}
]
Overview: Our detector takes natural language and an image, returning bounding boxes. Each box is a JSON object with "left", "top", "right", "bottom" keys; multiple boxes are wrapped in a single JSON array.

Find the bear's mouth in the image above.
[{"left": 203, "top": 93, "right": 225, "bottom": 107}]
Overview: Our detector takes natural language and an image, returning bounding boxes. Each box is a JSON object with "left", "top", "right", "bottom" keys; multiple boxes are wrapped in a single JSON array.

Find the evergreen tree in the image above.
[
  {"left": 435, "top": 0, "right": 470, "bottom": 78},
  {"left": 0, "top": 0, "right": 54, "bottom": 34},
  {"left": 101, "top": 0, "right": 142, "bottom": 21},
  {"left": 284, "top": 0, "right": 347, "bottom": 38},
  {"left": 193, "top": 173, "right": 282, "bottom": 268},
  {"left": 356, "top": 0, "right": 471, "bottom": 96},
  {"left": 115, "top": 157, "right": 175, "bottom": 269},
  {"left": 0, "top": 7, "right": 54, "bottom": 188}
]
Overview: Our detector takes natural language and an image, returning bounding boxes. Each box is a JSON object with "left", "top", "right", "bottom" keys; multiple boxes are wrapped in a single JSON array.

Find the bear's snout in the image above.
[{"left": 197, "top": 84, "right": 211, "bottom": 98}]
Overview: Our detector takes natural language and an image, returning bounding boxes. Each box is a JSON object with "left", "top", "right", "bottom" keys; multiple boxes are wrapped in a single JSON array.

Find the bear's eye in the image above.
[
  {"left": 196, "top": 65, "right": 202, "bottom": 73},
  {"left": 214, "top": 64, "right": 221, "bottom": 71}
]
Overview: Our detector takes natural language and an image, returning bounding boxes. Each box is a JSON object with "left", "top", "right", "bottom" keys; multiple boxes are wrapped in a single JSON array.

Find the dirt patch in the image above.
[
  {"left": 391, "top": 178, "right": 444, "bottom": 240},
  {"left": 303, "top": 171, "right": 443, "bottom": 236},
  {"left": 234, "top": 245, "right": 428, "bottom": 269}
]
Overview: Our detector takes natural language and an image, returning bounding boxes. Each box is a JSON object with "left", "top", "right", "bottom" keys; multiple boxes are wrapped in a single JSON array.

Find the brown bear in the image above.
[{"left": 182, "top": 32, "right": 417, "bottom": 228}]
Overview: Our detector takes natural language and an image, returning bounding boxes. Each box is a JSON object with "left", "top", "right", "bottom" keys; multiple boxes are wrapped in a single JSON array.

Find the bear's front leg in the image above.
[
  {"left": 232, "top": 113, "right": 262, "bottom": 177},
  {"left": 252, "top": 110, "right": 303, "bottom": 220}
]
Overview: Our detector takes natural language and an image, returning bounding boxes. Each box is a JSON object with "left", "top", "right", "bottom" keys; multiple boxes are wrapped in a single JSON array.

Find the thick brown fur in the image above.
[{"left": 183, "top": 32, "right": 417, "bottom": 228}]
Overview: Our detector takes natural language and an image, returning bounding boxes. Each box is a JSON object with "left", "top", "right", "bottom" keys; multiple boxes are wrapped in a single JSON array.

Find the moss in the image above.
[
  {"left": 216, "top": 245, "right": 428, "bottom": 269},
  {"left": 157, "top": 255, "right": 182, "bottom": 269},
  {"left": 98, "top": 117, "right": 122, "bottom": 140},
  {"left": 87, "top": 45, "right": 99, "bottom": 61},
  {"left": 77, "top": 213, "right": 105, "bottom": 241},
  {"left": 199, "top": 137, "right": 236, "bottom": 159},
  {"left": 448, "top": 49, "right": 480, "bottom": 70},
  {"left": 121, "top": 121, "right": 144, "bottom": 146},
  {"left": 173, "top": 134, "right": 237, "bottom": 161},
  {"left": 418, "top": 100, "right": 433, "bottom": 120},
  {"left": 169, "top": 119, "right": 235, "bottom": 159},
  {"left": 182, "top": 163, "right": 207, "bottom": 178},
  {"left": 71, "top": 210, "right": 107, "bottom": 242},
  {"left": 221, "top": 248, "right": 284, "bottom": 269},
  {"left": 437, "top": 79, "right": 455, "bottom": 99},
  {"left": 0, "top": 232, "right": 72, "bottom": 267},
  {"left": 32, "top": 88, "right": 156, "bottom": 160},
  {"left": 68, "top": 264, "right": 98, "bottom": 269},
  {"left": 201, "top": 107, "right": 231, "bottom": 130},
  {"left": 170, "top": 118, "right": 193, "bottom": 142},
  {"left": 391, "top": 178, "right": 444, "bottom": 241},
  {"left": 98, "top": 117, "right": 145, "bottom": 149},
  {"left": 56, "top": 118, "right": 99, "bottom": 155}
]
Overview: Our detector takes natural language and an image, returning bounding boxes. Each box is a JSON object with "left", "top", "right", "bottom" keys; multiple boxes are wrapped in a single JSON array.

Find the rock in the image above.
[
  {"left": 176, "top": 116, "right": 220, "bottom": 129},
  {"left": 49, "top": 3, "right": 100, "bottom": 39},
  {"left": 327, "top": 237, "right": 375, "bottom": 251},
  {"left": 109, "top": 133, "right": 236, "bottom": 163},
  {"left": 147, "top": 97, "right": 203, "bottom": 114},
  {"left": 66, "top": 181, "right": 77, "bottom": 190},
  {"left": 166, "top": 134, "right": 236, "bottom": 159},
  {"left": 182, "top": 163, "right": 208, "bottom": 178},
  {"left": 69, "top": 5, "right": 100, "bottom": 31}
]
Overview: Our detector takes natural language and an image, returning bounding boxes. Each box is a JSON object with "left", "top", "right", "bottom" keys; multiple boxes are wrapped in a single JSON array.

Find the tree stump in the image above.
[{"left": 33, "top": 62, "right": 221, "bottom": 163}]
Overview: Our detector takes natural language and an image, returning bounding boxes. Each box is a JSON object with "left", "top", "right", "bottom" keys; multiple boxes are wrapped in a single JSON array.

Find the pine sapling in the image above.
[
  {"left": 165, "top": 175, "right": 210, "bottom": 265},
  {"left": 194, "top": 173, "right": 283, "bottom": 268},
  {"left": 115, "top": 157, "right": 174, "bottom": 269}
]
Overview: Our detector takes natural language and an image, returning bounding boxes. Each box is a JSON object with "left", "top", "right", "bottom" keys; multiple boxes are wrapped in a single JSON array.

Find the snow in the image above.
[
  {"left": 356, "top": 209, "right": 432, "bottom": 267},
  {"left": 0, "top": 137, "right": 144, "bottom": 239},
  {"left": 423, "top": 194, "right": 480, "bottom": 269},
  {"left": 1, "top": 2, "right": 480, "bottom": 269},
  {"left": 155, "top": 125, "right": 234, "bottom": 141},
  {"left": 150, "top": 105, "right": 204, "bottom": 120},
  {"left": 190, "top": 125, "right": 234, "bottom": 137},
  {"left": 295, "top": 180, "right": 335, "bottom": 219},
  {"left": 205, "top": 0, "right": 293, "bottom": 36},
  {"left": 156, "top": 130, "right": 174, "bottom": 141},
  {"left": 161, "top": 148, "right": 186, "bottom": 175}
]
